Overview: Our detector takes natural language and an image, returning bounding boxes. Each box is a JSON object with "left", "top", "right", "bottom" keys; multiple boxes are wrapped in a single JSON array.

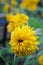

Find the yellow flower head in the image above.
[
  {"left": 4, "top": 4, "right": 9, "bottom": 13},
  {"left": 31, "top": 0, "right": 40, "bottom": 4},
  {"left": 11, "top": 0, "right": 16, "bottom": 6},
  {"left": 14, "top": 13, "right": 29, "bottom": 24},
  {"left": 38, "top": 55, "right": 43, "bottom": 65},
  {"left": 6, "top": 13, "right": 29, "bottom": 23},
  {"left": 28, "top": 4, "right": 37, "bottom": 11},
  {"left": 20, "top": 14, "right": 29, "bottom": 23},
  {"left": 9, "top": 25, "right": 40, "bottom": 56},
  {"left": 6, "top": 14, "right": 13, "bottom": 22},
  {"left": 7, "top": 23, "right": 15, "bottom": 32},
  {"left": 20, "top": 0, "right": 31, "bottom": 8},
  {"left": 7, "top": 13, "right": 29, "bottom": 32},
  {"left": 20, "top": 0, "right": 40, "bottom": 11}
]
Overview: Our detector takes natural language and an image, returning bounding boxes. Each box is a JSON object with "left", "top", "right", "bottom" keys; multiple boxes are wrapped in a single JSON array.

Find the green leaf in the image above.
[
  {"left": 29, "top": 18, "right": 43, "bottom": 29},
  {"left": 0, "top": 55, "right": 9, "bottom": 65},
  {"left": 0, "top": 48, "right": 8, "bottom": 56},
  {"left": 0, "top": 47, "right": 11, "bottom": 56}
]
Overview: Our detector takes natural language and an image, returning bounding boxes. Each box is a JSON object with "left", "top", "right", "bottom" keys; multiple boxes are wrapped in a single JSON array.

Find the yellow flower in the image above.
[
  {"left": 20, "top": 14, "right": 29, "bottom": 22},
  {"left": 4, "top": 4, "right": 9, "bottom": 13},
  {"left": 20, "top": 0, "right": 31, "bottom": 8},
  {"left": 28, "top": 4, "right": 37, "bottom": 11},
  {"left": 31, "top": 0, "right": 40, "bottom": 4},
  {"left": 11, "top": 0, "right": 16, "bottom": 6},
  {"left": 7, "top": 13, "right": 29, "bottom": 32},
  {"left": 9, "top": 25, "right": 40, "bottom": 56},
  {"left": 20, "top": 0, "right": 40, "bottom": 11},
  {"left": 6, "top": 14, "right": 13, "bottom": 22},
  {"left": 6, "top": 13, "right": 29, "bottom": 23},
  {"left": 7, "top": 23, "right": 15, "bottom": 32},
  {"left": 38, "top": 55, "right": 43, "bottom": 65},
  {"left": 14, "top": 13, "right": 29, "bottom": 24},
  {"left": 20, "top": 2, "right": 28, "bottom": 9}
]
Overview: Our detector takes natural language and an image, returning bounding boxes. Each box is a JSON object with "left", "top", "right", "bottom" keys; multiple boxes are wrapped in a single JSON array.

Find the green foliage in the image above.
[{"left": 29, "top": 18, "right": 43, "bottom": 29}]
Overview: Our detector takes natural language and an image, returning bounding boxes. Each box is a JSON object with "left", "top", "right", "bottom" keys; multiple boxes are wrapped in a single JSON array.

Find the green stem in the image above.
[
  {"left": 13, "top": 55, "right": 18, "bottom": 65},
  {"left": 33, "top": 53, "right": 36, "bottom": 65}
]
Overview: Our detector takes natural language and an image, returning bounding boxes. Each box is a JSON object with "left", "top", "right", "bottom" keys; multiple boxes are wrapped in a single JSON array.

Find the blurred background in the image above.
[{"left": 0, "top": 0, "right": 43, "bottom": 65}]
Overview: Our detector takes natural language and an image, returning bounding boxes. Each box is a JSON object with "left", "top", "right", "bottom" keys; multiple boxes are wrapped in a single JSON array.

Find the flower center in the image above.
[{"left": 18, "top": 39, "right": 23, "bottom": 43}]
